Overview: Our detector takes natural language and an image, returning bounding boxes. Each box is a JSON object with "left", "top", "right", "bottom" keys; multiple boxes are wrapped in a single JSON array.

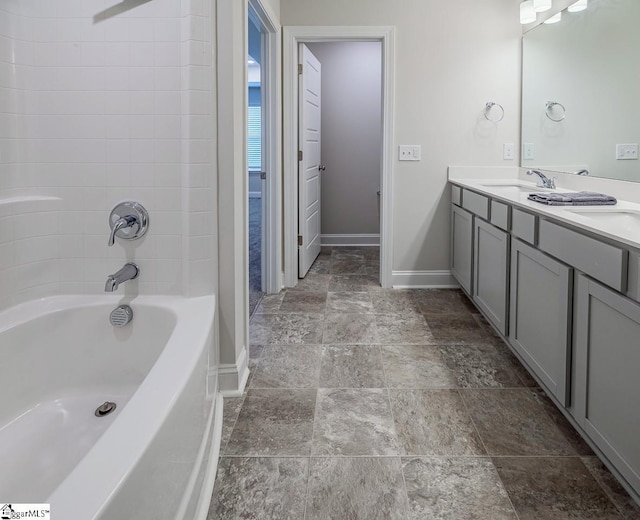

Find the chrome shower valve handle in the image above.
[{"left": 108, "top": 201, "right": 149, "bottom": 246}]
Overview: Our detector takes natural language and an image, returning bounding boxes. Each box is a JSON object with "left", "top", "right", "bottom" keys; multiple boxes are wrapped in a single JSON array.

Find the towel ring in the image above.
[
  {"left": 545, "top": 101, "right": 566, "bottom": 122},
  {"left": 484, "top": 102, "right": 504, "bottom": 123}
]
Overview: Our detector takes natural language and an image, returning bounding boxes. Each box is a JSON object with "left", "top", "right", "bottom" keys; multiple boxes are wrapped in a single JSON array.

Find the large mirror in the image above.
[{"left": 522, "top": 0, "right": 640, "bottom": 182}]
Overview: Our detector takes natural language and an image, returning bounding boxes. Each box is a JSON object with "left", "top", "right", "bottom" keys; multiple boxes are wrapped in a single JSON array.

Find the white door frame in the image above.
[
  {"left": 248, "top": 0, "right": 282, "bottom": 294},
  {"left": 283, "top": 26, "right": 395, "bottom": 288}
]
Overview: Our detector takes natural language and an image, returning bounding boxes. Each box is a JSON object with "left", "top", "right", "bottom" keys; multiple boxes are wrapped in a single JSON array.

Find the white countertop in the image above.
[{"left": 449, "top": 176, "right": 640, "bottom": 251}]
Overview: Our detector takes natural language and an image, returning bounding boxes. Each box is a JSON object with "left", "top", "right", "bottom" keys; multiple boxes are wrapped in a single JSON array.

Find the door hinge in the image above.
[
  {"left": 298, "top": 63, "right": 303, "bottom": 75},
  {"left": 260, "top": 171, "right": 266, "bottom": 180},
  {"left": 298, "top": 150, "right": 303, "bottom": 161},
  {"left": 297, "top": 235, "right": 303, "bottom": 247}
]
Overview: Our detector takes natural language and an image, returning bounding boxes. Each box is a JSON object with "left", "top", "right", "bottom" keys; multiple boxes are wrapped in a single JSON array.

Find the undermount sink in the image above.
[{"left": 563, "top": 208, "right": 640, "bottom": 234}]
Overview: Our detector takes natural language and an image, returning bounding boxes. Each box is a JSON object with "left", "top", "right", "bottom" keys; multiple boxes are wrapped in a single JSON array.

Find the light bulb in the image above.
[
  {"left": 568, "top": 0, "right": 588, "bottom": 12},
  {"left": 520, "top": 0, "right": 536, "bottom": 24},
  {"left": 544, "top": 11, "right": 562, "bottom": 24},
  {"left": 533, "top": 0, "right": 552, "bottom": 12}
]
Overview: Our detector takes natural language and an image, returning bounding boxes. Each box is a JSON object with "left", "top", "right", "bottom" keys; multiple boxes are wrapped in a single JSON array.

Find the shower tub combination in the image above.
[{"left": 0, "top": 295, "right": 222, "bottom": 519}]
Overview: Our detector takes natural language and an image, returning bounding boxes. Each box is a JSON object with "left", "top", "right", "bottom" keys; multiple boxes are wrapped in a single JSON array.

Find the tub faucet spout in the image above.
[{"left": 105, "top": 262, "right": 139, "bottom": 292}]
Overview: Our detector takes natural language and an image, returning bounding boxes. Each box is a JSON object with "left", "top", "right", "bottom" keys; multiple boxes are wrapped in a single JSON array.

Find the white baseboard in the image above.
[
  {"left": 249, "top": 191, "right": 261, "bottom": 199},
  {"left": 321, "top": 234, "right": 380, "bottom": 246},
  {"left": 391, "top": 270, "right": 459, "bottom": 288},
  {"left": 218, "top": 346, "right": 249, "bottom": 397}
]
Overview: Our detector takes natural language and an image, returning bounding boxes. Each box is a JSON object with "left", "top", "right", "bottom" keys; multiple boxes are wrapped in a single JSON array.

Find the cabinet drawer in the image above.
[
  {"left": 452, "top": 185, "right": 462, "bottom": 206},
  {"left": 538, "top": 220, "right": 628, "bottom": 292},
  {"left": 490, "top": 200, "right": 510, "bottom": 231},
  {"left": 628, "top": 252, "right": 640, "bottom": 304},
  {"left": 462, "top": 189, "right": 489, "bottom": 220},
  {"left": 511, "top": 208, "right": 537, "bottom": 245}
]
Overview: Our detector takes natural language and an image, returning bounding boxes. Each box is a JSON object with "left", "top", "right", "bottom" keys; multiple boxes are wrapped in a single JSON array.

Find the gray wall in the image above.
[
  {"left": 282, "top": 0, "right": 521, "bottom": 275},
  {"left": 306, "top": 42, "right": 382, "bottom": 237}
]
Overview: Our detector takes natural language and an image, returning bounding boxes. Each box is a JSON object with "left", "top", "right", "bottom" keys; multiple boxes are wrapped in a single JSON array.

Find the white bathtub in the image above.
[{"left": 0, "top": 295, "right": 222, "bottom": 520}]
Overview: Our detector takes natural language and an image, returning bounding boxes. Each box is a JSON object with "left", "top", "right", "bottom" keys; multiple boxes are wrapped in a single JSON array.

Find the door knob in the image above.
[{"left": 318, "top": 165, "right": 326, "bottom": 171}]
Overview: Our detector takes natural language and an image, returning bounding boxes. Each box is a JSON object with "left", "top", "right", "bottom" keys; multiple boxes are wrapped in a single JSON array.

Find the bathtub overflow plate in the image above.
[
  {"left": 110, "top": 304, "right": 133, "bottom": 327},
  {"left": 95, "top": 401, "right": 117, "bottom": 417}
]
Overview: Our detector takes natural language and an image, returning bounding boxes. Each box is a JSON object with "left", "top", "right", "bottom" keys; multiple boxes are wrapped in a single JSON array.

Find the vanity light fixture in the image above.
[
  {"left": 533, "top": 0, "right": 552, "bottom": 12},
  {"left": 520, "top": 0, "right": 536, "bottom": 24},
  {"left": 544, "top": 11, "right": 562, "bottom": 24},
  {"left": 568, "top": 0, "right": 588, "bottom": 12}
]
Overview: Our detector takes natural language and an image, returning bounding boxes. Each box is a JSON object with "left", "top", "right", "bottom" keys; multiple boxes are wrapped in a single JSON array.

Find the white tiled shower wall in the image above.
[{"left": 0, "top": 0, "right": 216, "bottom": 310}]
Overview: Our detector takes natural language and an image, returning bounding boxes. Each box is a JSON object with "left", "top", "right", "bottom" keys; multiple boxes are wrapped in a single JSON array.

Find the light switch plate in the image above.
[
  {"left": 399, "top": 145, "right": 421, "bottom": 161},
  {"left": 616, "top": 143, "right": 638, "bottom": 160}
]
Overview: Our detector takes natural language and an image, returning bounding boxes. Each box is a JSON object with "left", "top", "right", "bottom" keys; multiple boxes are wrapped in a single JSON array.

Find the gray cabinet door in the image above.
[
  {"left": 473, "top": 218, "right": 509, "bottom": 335},
  {"left": 509, "top": 238, "right": 572, "bottom": 405},
  {"left": 574, "top": 275, "right": 640, "bottom": 494},
  {"left": 451, "top": 205, "right": 473, "bottom": 295}
]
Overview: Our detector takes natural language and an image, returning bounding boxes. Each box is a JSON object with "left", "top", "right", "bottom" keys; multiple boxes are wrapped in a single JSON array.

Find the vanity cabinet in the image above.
[
  {"left": 473, "top": 218, "right": 509, "bottom": 335},
  {"left": 450, "top": 181, "right": 640, "bottom": 504},
  {"left": 574, "top": 274, "right": 640, "bottom": 493},
  {"left": 451, "top": 205, "right": 474, "bottom": 295},
  {"left": 509, "top": 239, "right": 572, "bottom": 405}
]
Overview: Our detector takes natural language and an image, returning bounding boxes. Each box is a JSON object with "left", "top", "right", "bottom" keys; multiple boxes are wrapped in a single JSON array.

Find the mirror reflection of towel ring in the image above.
[
  {"left": 546, "top": 101, "right": 566, "bottom": 122},
  {"left": 484, "top": 102, "right": 504, "bottom": 122}
]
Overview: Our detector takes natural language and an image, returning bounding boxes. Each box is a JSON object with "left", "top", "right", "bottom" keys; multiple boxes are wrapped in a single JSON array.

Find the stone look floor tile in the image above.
[
  {"left": 209, "top": 457, "right": 308, "bottom": 520},
  {"left": 308, "top": 255, "right": 331, "bottom": 274},
  {"left": 532, "top": 388, "right": 594, "bottom": 456},
  {"left": 279, "top": 291, "right": 327, "bottom": 313},
  {"left": 220, "top": 252, "right": 626, "bottom": 519},
  {"left": 220, "top": 397, "right": 245, "bottom": 452},
  {"left": 289, "top": 273, "right": 331, "bottom": 292},
  {"left": 461, "top": 389, "right": 577, "bottom": 456},
  {"left": 323, "top": 312, "right": 377, "bottom": 344},
  {"left": 319, "top": 345, "right": 385, "bottom": 388},
  {"left": 248, "top": 344, "right": 264, "bottom": 369},
  {"left": 423, "top": 312, "right": 493, "bottom": 345},
  {"left": 494, "top": 457, "right": 621, "bottom": 519},
  {"left": 402, "top": 457, "right": 517, "bottom": 520},
  {"left": 412, "top": 289, "right": 475, "bottom": 315},
  {"left": 253, "top": 292, "right": 284, "bottom": 314},
  {"left": 330, "top": 257, "right": 367, "bottom": 275},
  {"left": 381, "top": 345, "right": 457, "bottom": 388},
  {"left": 249, "top": 313, "right": 324, "bottom": 344},
  {"left": 582, "top": 457, "right": 640, "bottom": 520},
  {"left": 493, "top": 343, "right": 541, "bottom": 387},
  {"left": 305, "top": 457, "right": 409, "bottom": 520},
  {"left": 326, "top": 291, "right": 373, "bottom": 313},
  {"left": 312, "top": 388, "right": 398, "bottom": 456},
  {"left": 438, "top": 344, "right": 524, "bottom": 388},
  {"left": 328, "top": 274, "right": 379, "bottom": 291},
  {"left": 249, "top": 345, "right": 321, "bottom": 388},
  {"left": 370, "top": 288, "right": 423, "bottom": 314},
  {"left": 224, "top": 389, "right": 316, "bottom": 456},
  {"left": 390, "top": 389, "right": 486, "bottom": 456},
  {"left": 375, "top": 313, "right": 435, "bottom": 344}
]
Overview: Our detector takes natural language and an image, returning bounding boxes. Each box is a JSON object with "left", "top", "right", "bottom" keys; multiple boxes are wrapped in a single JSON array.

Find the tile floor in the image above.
[{"left": 209, "top": 247, "right": 640, "bottom": 520}]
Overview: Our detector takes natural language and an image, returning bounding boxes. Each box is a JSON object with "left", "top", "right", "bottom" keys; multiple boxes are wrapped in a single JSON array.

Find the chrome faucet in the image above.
[
  {"left": 105, "top": 263, "right": 139, "bottom": 292},
  {"left": 526, "top": 169, "right": 556, "bottom": 189}
]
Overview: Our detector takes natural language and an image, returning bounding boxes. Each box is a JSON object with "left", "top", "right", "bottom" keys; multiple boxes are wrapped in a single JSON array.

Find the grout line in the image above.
[{"left": 456, "top": 388, "right": 522, "bottom": 520}]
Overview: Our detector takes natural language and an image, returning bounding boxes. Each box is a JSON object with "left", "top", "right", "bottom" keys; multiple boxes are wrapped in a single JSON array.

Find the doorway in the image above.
[
  {"left": 247, "top": 12, "right": 264, "bottom": 315},
  {"left": 283, "top": 27, "right": 396, "bottom": 288},
  {"left": 301, "top": 41, "right": 383, "bottom": 279},
  {"left": 247, "top": 0, "right": 282, "bottom": 316}
]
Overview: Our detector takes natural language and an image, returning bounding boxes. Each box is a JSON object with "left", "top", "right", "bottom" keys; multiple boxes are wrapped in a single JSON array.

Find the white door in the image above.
[{"left": 298, "top": 44, "right": 322, "bottom": 278}]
